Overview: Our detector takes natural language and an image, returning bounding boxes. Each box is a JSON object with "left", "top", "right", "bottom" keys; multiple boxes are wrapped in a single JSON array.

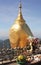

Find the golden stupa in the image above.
[{"left": 9, "top": 1, "right": 33, "bottom": 48}]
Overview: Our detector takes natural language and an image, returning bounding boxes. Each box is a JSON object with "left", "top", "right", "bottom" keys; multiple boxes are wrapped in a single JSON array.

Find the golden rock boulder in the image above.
[{"left": 9, "top": 2, "right": 33, "bottom": 48}]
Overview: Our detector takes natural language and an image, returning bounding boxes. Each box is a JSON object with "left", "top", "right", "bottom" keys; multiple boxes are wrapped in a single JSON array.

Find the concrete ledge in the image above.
[
  {"left": 0, "top": 59, "right": 41, "bottom": 65},
  {"left": 0, "top": 59, "right": 16, "bottom": 65}
]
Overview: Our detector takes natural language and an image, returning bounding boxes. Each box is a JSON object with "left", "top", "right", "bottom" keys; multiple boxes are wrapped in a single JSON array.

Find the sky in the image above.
[{"left": 0, "top": 0, "right": 41, "bottom": 40}]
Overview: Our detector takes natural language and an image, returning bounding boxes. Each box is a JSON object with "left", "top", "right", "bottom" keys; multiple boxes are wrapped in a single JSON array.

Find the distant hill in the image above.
[
  {"left": 0, "top": 40, "right": 3, "bottom": 49},
  {"left": 4, "top": 39, "right": 11, "bottom": 49},
  {"left": 0, "top": 39, "right": 11, "bottom": 49}
]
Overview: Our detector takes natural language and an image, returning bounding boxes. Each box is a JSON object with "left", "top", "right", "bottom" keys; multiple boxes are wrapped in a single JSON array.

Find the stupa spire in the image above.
[
  {"left": 19, "top": 0, "right": 22, "bottom": 13},
  {"left": 15, "top": 0, "right": 25, "bottom": 24},
  {"left": 18, "top": 0, "right": 22, "bottom": 17}
]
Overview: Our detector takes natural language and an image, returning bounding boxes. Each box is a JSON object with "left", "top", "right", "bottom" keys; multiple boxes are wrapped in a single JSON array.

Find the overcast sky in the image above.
[{"left": 0, "top": 0, "right": 41, "bottom": 40}]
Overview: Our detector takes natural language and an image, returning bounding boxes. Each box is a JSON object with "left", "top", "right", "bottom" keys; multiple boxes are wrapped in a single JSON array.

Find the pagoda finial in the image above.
[{"left": 19, "top": 0, "right": 22, "bottom": 13}]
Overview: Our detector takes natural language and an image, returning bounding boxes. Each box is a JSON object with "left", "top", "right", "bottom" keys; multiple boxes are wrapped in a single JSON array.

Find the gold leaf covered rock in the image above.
[{"left": 9, "top": 1, "right": 33, "bottom": 48}]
